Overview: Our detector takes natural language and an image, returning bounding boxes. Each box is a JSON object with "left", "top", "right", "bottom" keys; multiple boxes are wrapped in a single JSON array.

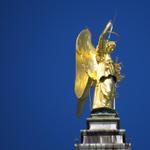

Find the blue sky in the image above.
[{"left": 0, "top": 0, "right": 150, "bottom": 149}]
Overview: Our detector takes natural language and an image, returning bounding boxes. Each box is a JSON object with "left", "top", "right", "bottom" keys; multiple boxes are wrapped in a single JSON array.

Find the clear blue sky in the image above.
[{"left": 0, "top": 0, "right": 150, "bottom": 149}]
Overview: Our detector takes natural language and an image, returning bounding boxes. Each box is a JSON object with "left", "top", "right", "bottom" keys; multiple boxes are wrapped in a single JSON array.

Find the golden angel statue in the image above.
[{"left": 74, "top": 21, "right": 122, "bottom": 117}]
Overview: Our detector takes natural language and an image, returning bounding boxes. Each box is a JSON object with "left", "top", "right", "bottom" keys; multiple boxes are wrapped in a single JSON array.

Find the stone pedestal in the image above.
[{"left": 75, "top": 111, "right": 131, "bottom": 150}]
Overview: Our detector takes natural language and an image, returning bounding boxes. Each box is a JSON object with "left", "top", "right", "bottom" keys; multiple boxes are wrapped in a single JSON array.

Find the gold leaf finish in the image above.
[{"left": 75, "top": 21, "right": 122, "bottom": 116}]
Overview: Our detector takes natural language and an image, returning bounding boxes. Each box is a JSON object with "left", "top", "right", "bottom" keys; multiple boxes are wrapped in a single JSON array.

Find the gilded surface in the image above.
[{"left": 75, "top": 21, "right": 122, "bottom": 116}]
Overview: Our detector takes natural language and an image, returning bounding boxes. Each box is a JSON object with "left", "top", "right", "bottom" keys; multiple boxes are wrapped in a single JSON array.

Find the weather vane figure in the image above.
[{"left": 75, "top": 21, "right": 122, "bottom": 116}]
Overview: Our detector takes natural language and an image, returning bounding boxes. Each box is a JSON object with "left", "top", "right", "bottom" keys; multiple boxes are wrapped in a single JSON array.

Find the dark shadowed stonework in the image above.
[{"left": 75, "top": 111, "right": 131, "bottom": 150}]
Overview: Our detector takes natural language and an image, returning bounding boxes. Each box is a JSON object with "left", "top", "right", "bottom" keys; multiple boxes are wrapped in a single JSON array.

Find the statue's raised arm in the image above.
[{"left": 97, "top": 20, "right": 112, "bottom": 51}]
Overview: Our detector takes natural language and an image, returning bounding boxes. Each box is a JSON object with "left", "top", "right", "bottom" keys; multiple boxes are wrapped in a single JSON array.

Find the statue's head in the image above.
[{"left": 105, "top": 41, "right": 116, "bottom": 53}]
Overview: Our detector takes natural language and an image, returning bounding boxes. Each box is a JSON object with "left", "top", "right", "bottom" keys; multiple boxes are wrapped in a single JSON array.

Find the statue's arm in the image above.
[{"left": 97, "top": 21, "right": 112, "bottom": 50}]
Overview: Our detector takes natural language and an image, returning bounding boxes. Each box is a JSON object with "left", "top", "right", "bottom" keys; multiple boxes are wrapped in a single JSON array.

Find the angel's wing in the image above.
[{"left": 75, "top": 29, "right": 97, "bottom": 117}]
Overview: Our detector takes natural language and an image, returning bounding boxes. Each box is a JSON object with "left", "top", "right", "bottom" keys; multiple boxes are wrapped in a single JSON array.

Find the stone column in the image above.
[{"left": 75, "top": 110, "right": 131, "bottom": 150}]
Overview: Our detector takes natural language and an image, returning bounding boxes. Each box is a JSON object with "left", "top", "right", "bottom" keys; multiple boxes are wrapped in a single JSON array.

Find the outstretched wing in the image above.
[{"left": 75, "top": 29, "right": 97, "bottom": 117}]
